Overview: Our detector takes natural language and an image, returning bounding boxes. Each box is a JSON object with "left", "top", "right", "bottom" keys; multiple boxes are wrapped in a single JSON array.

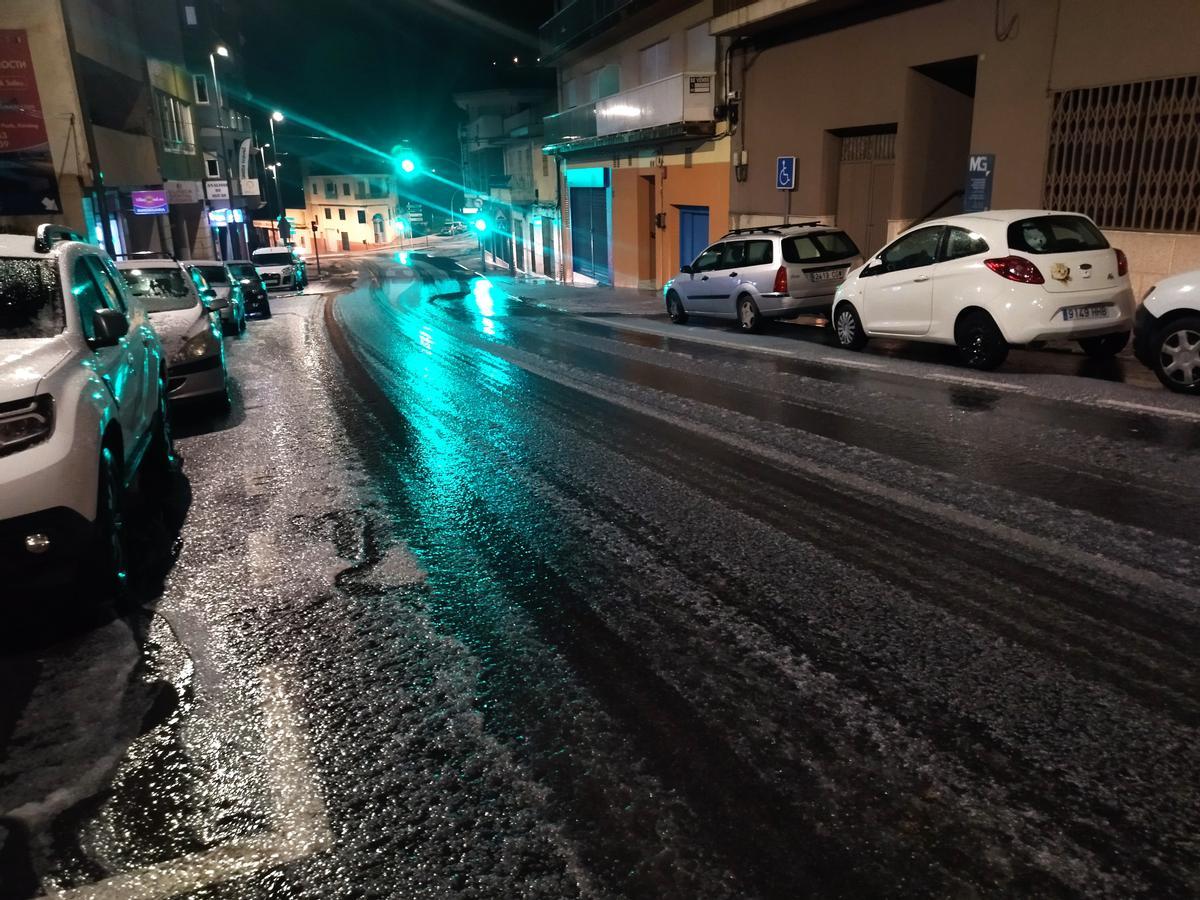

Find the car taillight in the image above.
[
  {"left": 984, "top": 256, "right": 1045, "bottom": 285},
  {"left": 1115, "top": 248, "right": 1128, "bottom": 277},
  {"left": 773, "top": 266, "right": 788, "bottom": 293}
]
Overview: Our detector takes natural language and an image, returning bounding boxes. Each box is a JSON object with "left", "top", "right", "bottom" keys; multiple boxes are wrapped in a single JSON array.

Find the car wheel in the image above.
[
  {"left": 1150, "top": 316, "right": 1200, "bottom": 394},
  {"left": 141, "top": 384, "right": 177, "bottom": 493},
  {"left": 91, "top": 445, "right": 128, "bottom": 606},
  {"left": 833, "top": 303, "right": 868, "bottom": 351},
  {"left": 956, "top": 310, "right": 1009, "bottom": 370},
  {"left": 1078, "top": 330, "right": 1129, "bottom": 358},
  {"left": 237, "top": 307, "right": 247, "bottom": 335},
  {"left": 737, "top": 295, "right": 762, "bottom": 333},
  {"left": 666, "top": 291, "right": 688, "bottom": 324}
]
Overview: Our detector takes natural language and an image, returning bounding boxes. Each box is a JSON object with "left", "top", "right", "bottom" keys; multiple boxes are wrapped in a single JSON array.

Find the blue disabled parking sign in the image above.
[{"left": 776, "top": 156, "right": 796, "bottom": 191}]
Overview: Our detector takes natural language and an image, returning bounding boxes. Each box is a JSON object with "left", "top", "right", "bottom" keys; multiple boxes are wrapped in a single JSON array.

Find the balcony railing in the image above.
[
  {"left": 539, "top": 0, "right": 636, "bottom": 59},
  {"left": 595, "top": 71, "right": 715, "bottom": 136},
  {"left": 544, "top": 102, "right": 598, "bottom": 144}
]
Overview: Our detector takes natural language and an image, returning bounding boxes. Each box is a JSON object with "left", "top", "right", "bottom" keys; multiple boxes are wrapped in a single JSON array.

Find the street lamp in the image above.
[
  {"left": 268, "top": 111, "right": 285, "bottom": 225},
  {"left": 209, "top": 45, "right": 238, "bottom": 259}
]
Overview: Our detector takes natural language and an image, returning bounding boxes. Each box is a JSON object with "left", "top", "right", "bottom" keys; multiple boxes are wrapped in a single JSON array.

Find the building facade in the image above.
[
  {"left": 716, "top": 0, "right": 1200, "bottom": 297},
  {"left": 541, "top": 0, "right": 731, "bottom": 289},
  {"left": 305, "top": 172, "right": 402, "bottom": 252}
]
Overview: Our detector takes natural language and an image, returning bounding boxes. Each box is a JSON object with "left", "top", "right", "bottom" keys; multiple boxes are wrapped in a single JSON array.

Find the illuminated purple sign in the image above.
[{"left": 131, "top": 189, "right": 169, "bottom": 215}]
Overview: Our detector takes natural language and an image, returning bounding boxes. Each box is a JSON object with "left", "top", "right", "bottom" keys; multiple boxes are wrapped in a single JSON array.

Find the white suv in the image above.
[
  {"left": 831, "top": 210, "right": 1135, "bottom": 369},
  {"left": 251, "top": 246, "right": 307, "bottom": 292},
  {"left": 665, "top": 223, "right": 863, "bottom": 332},
  {"left": 0, "top": 226, "right": 174, "bottom": 605}
]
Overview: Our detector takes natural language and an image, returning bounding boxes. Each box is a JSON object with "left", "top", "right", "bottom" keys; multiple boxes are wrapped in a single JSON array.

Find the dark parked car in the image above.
[{"left": 227, "top": 260, "right": 272, "bottom": 318}]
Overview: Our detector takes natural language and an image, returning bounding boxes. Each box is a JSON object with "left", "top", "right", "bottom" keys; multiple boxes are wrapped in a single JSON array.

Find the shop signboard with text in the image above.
[{"left": 0, "top": 30, "right": 62, "bottom": 215}]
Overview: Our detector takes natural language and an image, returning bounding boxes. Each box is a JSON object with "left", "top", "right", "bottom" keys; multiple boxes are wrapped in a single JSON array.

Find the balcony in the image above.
[
  {"left": 539, "top": 0, "right": 692, "bottom": 62},
  {"left": 543, "top": 73, "right": 716, "bottom": 153},
  {"left": 710, "top": 0, "right": 944, "bottom": 37}
]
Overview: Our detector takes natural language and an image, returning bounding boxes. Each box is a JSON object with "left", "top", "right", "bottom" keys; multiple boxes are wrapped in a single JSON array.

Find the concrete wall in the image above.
[{"left": 729, "top": 0, "right": 1200, "bottom": 281}]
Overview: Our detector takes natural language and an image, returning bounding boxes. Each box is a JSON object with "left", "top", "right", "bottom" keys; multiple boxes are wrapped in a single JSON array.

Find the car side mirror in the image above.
[
  {"left": 680, "top": 265, "right": 693, "bottom": 275},
  {"left": 90, "top": 308, "right": 129, "bottom": 348},
  {"left": 201, "top": 288, "right": 229, "bottom": 312}
]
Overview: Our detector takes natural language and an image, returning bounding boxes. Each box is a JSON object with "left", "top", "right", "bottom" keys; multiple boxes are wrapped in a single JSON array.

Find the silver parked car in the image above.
[{"left": 665, "top": 223, "right": 862, "bottom": 332}]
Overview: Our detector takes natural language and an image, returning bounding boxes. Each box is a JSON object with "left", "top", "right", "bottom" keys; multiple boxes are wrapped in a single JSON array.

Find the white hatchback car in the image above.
[
  {"left": 0, "top": 226, "right": 173, "bottom": 604},
  {"left": 665, "top": 223, "right": 863, "bottom": 332},
  {"left": 116, "top": 259, "right": 231, "bottom": 411},
  {"left": 251, "top": 246, "right": 307, "bottom": 292},
  {"left": 831, "top": 211, "right": 1135, "bottom": 369},
  {"left": 1133, "top": 269, "right": 1200, "bottom": 394}
]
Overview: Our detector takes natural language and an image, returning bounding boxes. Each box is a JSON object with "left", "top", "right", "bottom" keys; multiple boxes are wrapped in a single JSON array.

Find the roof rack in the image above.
[
  {"left": 33, "top": 224, "right": 85, "bottom": 254},
  {"left": 114, "top": 250, "right": 177, "bottom": 262},
  {"left": 721, "top": 221, "right": 827, "bottom": 237}
]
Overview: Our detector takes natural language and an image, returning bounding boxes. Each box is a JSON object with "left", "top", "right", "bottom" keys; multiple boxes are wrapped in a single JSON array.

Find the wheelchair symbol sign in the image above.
[{"left": 776, "top": 156, "right": 796, "bottom": 191}]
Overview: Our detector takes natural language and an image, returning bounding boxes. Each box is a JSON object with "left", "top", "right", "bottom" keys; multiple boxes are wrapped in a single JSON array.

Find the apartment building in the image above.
[
  {"left": 306, "top": 171, "right": 402, "bottom": 252},
  {"left": 716, "top": 0, "right": 1200, "bottom": 296},
  {"left": 540, "top": 0, "right": 731, "bottom": 288},
  {"left": 455, "top": 79, "right": 559, "bottom": 278}
]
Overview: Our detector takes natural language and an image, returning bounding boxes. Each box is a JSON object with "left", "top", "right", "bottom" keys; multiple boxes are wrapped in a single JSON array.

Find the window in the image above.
[
  {"left": 205, "top": 156, "right": 220, "bottom": 178},
  {"left": 1046, "top": 75, "right": 1200, "bottom": 232},
  {"left": 691, "top": 245, "right": 722, "bottom": 271},
  {"left": 357, "top": 210, "right": 366, "bottom": 224},
  {"left": 71, "top": 258, "right": 105, "bottom": 341},
  {"left": 338, "top": 208, "right": 346, "bottom": 220},
  {"left": 639, "top": 40, "right": 670, "bottom": 85},
  {"left": 311, "top": 183, "right": 318, "bottom": 195},
  {"left": 324, "top": 207, "right": 331, "bottom": 220},
  {"left": 183, "top": 4, "right": 197, "bottom": 25},
  {"left": 686, "top": 23, "right": 715, "bottom": 70},
  {"left": 564, "top": 76, "right": 580, "bottom": 108},
  {"left": 357, "top": 180, "right": 367, "bottom": 197},
  {"left": 0, "top": 258, "right": 63, "bottom": 339},
  {"left": 87, "top": 257, "right": 127, "bottom": 313},
  {"left": 943, "top": 227, "right": 990, "bottom": 261},
  {"left": 193, "top": 74, "right": 209, "bottom": 104},
  {"left": 342, "top": 182, "right": 351, "bottom": 196},
  {"left": 782, "top": 231, "right": 860, "bottom": 263},
  {"left": 542, "top": 153, "right": 550, "bottom": 177},
  {"left": 743, "top": 240, "right": 773, "bottom": 266},
  {"left": 717, "top": 242, "right": 747, "bottom": 269},
  {"left": 1007, "top": 215, "right": 1109, "bottom": 255},
  {"left": 878, "top": 227, "right": 943, "bottom": 273},
  {"left": 157, "top": 92, "right": 196, "bottom": 154}
]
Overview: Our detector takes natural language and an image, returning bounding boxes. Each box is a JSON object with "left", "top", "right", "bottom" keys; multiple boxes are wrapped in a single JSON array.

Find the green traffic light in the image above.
[
  {"left": 474, "top": 217, "right": 488, "bottom": 232},
  {"left": 400, "top": 158, "right": 416, "bottom": 174}
]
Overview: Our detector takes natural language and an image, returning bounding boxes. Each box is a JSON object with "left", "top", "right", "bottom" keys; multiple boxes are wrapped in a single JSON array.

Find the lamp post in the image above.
[
  {"left": 209, "top": 45, "right": 237, "bottom": 260},
  {"left": 269, "top": 112, "right": 284, "bottom": 227}
]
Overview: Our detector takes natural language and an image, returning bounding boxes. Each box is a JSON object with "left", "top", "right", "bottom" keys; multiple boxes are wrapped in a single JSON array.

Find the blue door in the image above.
[{"left": 678, "top": 205, "right": 710, "bottom": 270}]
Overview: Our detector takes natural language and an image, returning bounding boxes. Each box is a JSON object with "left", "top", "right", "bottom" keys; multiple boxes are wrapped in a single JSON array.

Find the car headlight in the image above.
[
  {"left": 175, "top": 330, "right": 220, "bottom": 363},
  {"left": 282, "top": 266, "right": 295, "bottom": 276},
  {"left": 0, "top": 394, "right": 54, "bottom": 457}
]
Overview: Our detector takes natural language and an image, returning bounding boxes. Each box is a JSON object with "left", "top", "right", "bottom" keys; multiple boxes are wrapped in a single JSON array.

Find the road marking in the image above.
[
  {"left": 1089, "top": 397, "right": 1200, "bottom": 423},
  {"left": 41, "top": 666, "right": 331, "bottom": 900}
]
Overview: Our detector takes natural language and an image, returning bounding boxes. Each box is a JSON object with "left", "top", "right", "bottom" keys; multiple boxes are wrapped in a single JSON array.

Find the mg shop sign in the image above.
[{"left": 963, "top": 154, "right": 995, "bottom": 213}]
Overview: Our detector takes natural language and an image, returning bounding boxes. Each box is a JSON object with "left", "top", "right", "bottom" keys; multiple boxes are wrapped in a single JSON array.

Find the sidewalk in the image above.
[{"left": 479, "top": 260, "right": 663, "bottom": 317}]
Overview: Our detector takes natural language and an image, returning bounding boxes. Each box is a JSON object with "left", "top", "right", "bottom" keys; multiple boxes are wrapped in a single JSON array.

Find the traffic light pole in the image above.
[{"left": 310, "top": 220, "right": 322, "bottom": 276}]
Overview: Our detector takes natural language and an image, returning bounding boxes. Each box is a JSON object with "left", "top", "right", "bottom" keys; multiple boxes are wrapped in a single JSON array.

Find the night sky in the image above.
[{"left": 239, "top": 0, "right": 555, "bottom": 206}]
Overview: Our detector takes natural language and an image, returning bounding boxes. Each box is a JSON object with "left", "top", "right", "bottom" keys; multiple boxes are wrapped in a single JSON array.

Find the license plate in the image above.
[
  {"left": 1062, "top": 303, "right": 1110, "bottom": 321},
  {"left": 808, "top": 268, "right": 846, "bottom": 283}
]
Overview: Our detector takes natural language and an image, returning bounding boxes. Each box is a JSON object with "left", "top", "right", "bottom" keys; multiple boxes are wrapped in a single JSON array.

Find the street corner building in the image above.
[
  {"left": 0, "top": 0, "right": 268, "bottom": 262},
  {"left": 536, "top": 0, "right": 1200, "bottom": 298}
]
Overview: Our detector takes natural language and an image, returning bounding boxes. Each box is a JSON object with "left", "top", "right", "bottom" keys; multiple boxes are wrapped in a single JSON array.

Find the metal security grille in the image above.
[
  {"left": 840, "top": 132, "right": 896, "bottom": 162},
  {"left": 1046, "top": 76, "right": 1200, "bottom": 233}
]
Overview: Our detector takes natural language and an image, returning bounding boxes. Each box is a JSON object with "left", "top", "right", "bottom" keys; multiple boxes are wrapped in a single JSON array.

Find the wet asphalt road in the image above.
[{"left": 2, "top": 260, "right": 1200, "bottom": 899}]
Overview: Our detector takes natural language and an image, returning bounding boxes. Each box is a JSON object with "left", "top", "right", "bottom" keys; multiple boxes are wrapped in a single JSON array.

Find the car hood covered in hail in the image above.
[
  {"left": 0, "top": 335, "right": 73, "bottom": 405},
  {"left": 147, "top": 305, "right": 210, "bottom": 355}
]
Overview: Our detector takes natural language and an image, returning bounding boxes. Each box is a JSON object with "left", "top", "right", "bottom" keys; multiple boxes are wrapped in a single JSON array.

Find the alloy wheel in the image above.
[
  {"left": 739, "top": 299, "right": 757, "bottom": 331},
  {"left": 1160, "top": 328, "right": 1200, "bottom": 387},
  {"left": 836, "top": 310, "right": 856, "bottom": 346}
]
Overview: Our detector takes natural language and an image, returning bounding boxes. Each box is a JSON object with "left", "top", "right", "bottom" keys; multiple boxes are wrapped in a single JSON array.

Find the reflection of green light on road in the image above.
[
  {"left": 482, "top": 317, "right": 495, "bottom": 336},
  {"left": 471, "top": 280, "right": 494, "bottom": 317}
]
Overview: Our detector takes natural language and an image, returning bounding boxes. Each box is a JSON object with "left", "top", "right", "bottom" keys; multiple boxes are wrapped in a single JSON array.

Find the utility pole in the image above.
[{"left": 210, "top": 46, "right": 237, "bottom": 260}]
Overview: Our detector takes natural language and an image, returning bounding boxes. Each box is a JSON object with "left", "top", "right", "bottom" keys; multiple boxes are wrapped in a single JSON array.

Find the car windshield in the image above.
[
  {"left": 196, "top": 265, "right": 229, "bottom": 284},
  {"left": 119, "top": 267, "right": 198, "bottom": 313},
  {"left": 0, "top": 258, "right": 64, "bottom": 339},
  {"left": 228, "top": 263, "right": 259, "bottom": 281},
  {"left": 782, "top": 231, "right": 860, "bottom": 263},
  {"left": 1007, "top": 216, "right": 1109, "bottom": 255},
  {"left": 254, "top": 253, "right": 294, "bottom": 266}
]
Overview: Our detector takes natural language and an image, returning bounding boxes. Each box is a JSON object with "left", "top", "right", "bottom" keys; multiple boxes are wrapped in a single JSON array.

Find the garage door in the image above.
[{"left": 569, "top": 187, "right": 610, "bottom": 284}]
